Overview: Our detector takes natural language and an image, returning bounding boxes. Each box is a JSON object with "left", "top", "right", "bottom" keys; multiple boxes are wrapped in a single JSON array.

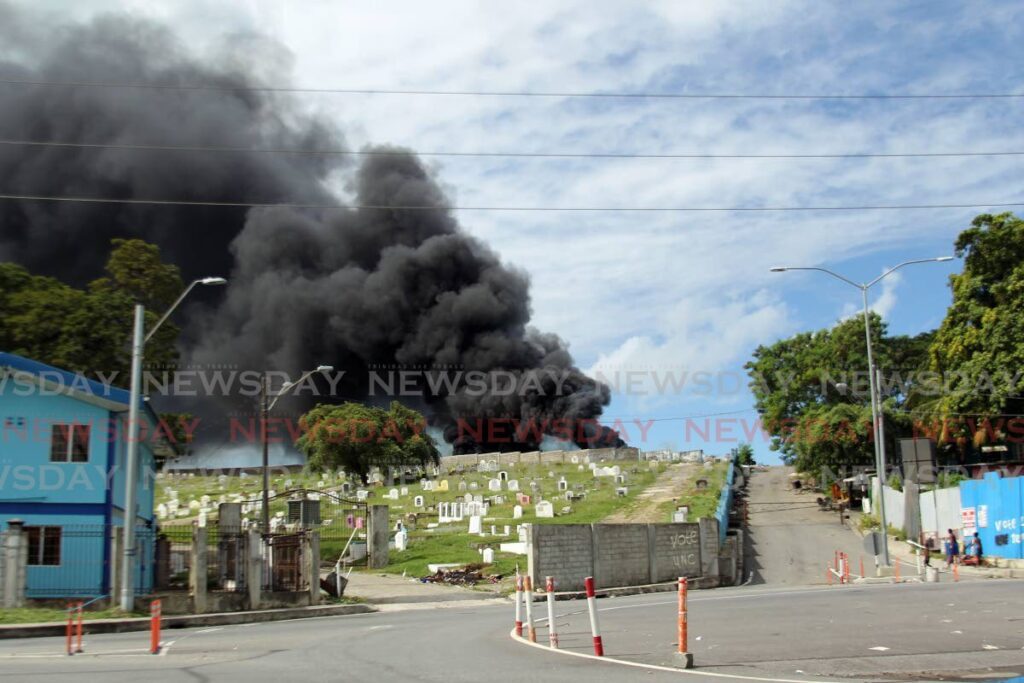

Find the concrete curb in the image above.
[{"left": 0, "top": 603, "right": 376, "bottom": 640}]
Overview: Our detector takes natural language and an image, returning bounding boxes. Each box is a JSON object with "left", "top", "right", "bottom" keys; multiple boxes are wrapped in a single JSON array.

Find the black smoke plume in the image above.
[{"left": 0, "top": 6, "right": 623, "bottom": 454}]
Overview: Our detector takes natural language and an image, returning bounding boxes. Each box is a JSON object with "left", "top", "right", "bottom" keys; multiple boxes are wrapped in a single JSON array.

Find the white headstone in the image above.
[
  {"left": 507, "top": 479, "right": 520, "bottom": 491},
  {"left": 395, "top": 529, "right": 408, "bottom": 551},
  {"left": 468, "top": 515, "right": 483, "bottom": 534},
  {"left": 513, "top": 505, "right": 523, "bottom": 519},
  {"left": 400, "top": 487, "right": 409, "bottom": 496},
  {"left": 498, "top": 471, "right": 508, "bottom": 482},
  {"left": 414, "top": 495, "right": 425, "bottom": 508},
  {"left": 482, "top": 547, "right": 494, "bottom": 564},
  {"left": 488, "top": 478, "right": 502, "bottom": 492},
  {"left": 535, "top": 501, "right": 554, "bottom": 518},
  {"left": 388, "top": 488, "right": 399, "bottom": 500},
  {"left": 557, "top": 477, "right": 568, "bottom": 491},
  {"left": 458, "top": 480, "right": 468, "bottom": 492}
]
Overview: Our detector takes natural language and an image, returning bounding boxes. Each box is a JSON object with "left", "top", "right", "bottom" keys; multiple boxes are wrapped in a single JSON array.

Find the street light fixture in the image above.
[
  {"left": 770, "top": 257, "right": 953, "bottom": 567},
  {"left": 260, "top": 365, "right": 335, "bottom": 534},
  {"left": 120, "top": 277, "right": 227, "bottom": 612}
]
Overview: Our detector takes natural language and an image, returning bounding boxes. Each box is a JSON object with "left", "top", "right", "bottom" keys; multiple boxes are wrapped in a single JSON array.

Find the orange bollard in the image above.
[
  {"left": 150, "top": 599, "right": 162, "bottom": 655},
  {"left": 75, "top": 602, "right": 84, "bottom": 653},
  {"left": 677, "top": 577, "right": 688, "bottom": 654},
  {"left": 894, "top": 560, "right": 901, "bottom": 582},
  {"left": 65, "top": 603, "right": 73, "bottom": 656}
]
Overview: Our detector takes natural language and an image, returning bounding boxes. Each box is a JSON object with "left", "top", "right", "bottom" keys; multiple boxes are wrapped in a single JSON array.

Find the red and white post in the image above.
[
  {"left": 523, "top": 576, "right": 536, "bottom": 643},
  {"left": 675, "top": 577, "right": 694, "bottom": 668},
  {"left": 514, "top": 575, "right": 524, "bottom": 637},
  {"left": 584, "top": 576, "right": 604, "bottom": 656},
  {"left": 150, "top": 599, "right": 162, "bottom": 655},
  {"left": 545, "top": 576, "right": 558, "bottom": 649}
]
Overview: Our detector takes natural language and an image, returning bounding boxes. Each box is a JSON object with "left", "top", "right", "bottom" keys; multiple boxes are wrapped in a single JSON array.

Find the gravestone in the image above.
[
  {"left": 507, "top": 479, "right": 520, "bottom": 492},
  {"left": 468, "top": 515, "right": 483, "bottom": 534},
  {"left": 423, "top": 481, "right": 435, "bottom": 492},
  {"left": 482, "top": 547, "right": 494, "bottom": 564},
  {"left": 469, "top": 482, "right": 479, "bottom": 491},
  {"left": 535, "top": 501, "right": 554, "bottom": 518},
  {"left": 388, "top": 488, "right": 399, "bottom": 500},
  {"left": 464, "top": 493, "right": 474, "bottom": 504},
  {"left": 414, "top": 495, "right": 425, "bottom": 508},
  {"left": 498, "top": 471, "right": 508, "bottom": 482},
  {"left": 488, "top": 478, "right": 502, "bottom": 492},
  {"left": 438, "top": 480, "right": 449, "bottom": 492},
  {"left": 513, "top": 505, "right": 523, "bottom": 519},
  {"left": 400, "top": 487, "right": 409, "bottom": 496},
  {"left": 458, "top": 480, "right": 468, "bottom": 492},
  {"left": 557, "top": 478, "right": 568, "bottom": 492},
  {"left": 395, "top": 529, "right": 408, "bottom": 551}
]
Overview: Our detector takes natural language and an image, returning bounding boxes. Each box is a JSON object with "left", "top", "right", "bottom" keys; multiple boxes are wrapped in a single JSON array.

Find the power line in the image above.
[
  {"left": 2, "top": 138, "right": 1023, "bottom": 160},
  {"left": 0, "top": 78, "right": 1021, "bottom": 100},
  {"left": 0, "top": 193, "right": 1021, "bottom": 213}
]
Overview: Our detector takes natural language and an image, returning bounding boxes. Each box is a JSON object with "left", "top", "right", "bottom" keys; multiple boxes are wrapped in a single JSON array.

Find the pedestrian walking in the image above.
[
  {"left": 965, "top": 532, "right": 983, "bottom": 566},
  {"left": 945, "top": 529, "right": 959, "bottom": 568},
  {"left": 923, "top": 534, "right": 935, "bottom": 567}
]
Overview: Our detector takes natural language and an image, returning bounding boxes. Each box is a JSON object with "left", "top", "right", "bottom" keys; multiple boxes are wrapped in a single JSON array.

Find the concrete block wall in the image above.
[
  {"left": 651, "top": 523, "right": 703, "bottom": 583},
  {"left": 593, "top": 524, "right": 650, "bottom": 587},
  {"left": 441, "top": 447, "right": 641, "bottom": 473},
  {"left": 528, "top": 524, "right": 594, "bottom": 592},
  {"left": 528, "top": 521, "right": 705, "bottom": 592}
]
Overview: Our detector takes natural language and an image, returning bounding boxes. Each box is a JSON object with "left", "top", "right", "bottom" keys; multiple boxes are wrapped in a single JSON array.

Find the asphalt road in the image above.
[
  {"left": 745, "top": 467, "right": 872, "bottom": 585},
  {"left": 536, "top": 576, "right": 1024, "bottom": 680},
  {"left": 4, "top": 579, "right": 1023, "bottom": 682}
]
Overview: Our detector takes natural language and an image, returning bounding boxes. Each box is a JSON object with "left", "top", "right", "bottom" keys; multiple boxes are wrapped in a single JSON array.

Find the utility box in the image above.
[{"left": 900, "top": 438, "right": 937, "bottom": 485}]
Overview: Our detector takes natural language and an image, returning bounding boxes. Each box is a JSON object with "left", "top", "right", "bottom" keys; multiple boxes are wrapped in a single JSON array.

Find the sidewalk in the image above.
[{"left": 344, "top": 571, "right": 507, "bottom": 610}]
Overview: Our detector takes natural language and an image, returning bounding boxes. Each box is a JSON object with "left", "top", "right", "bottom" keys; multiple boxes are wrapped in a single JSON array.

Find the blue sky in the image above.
[{"left": 28, "top": 1, "right": 1024, "bottom": 462}]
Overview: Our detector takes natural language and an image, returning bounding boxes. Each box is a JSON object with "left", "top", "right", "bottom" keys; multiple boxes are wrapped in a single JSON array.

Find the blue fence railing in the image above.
[{"left": 714, "top": 456, "right": 737, "bottom": 544}]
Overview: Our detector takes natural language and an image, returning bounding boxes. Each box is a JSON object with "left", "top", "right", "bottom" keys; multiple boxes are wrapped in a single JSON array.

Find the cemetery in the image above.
[{"left": 154, "top": 450, "right": 732, "bottom": 591}]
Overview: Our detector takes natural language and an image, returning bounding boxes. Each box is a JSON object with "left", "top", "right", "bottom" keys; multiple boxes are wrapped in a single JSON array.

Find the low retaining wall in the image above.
[{"left": 526, "top": 520, "right": 717, "bottom": 592}]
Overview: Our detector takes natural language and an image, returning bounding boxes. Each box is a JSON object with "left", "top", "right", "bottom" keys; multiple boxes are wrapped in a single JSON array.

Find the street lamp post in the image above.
[
  {"left": 260, "top": 366, "right": 334, "bottom": 535},
  {"left": 119, "top": 277, "right": 227, "bottom": 612},
  {"left": 770, "top": 257, "right": 952, "bottom": 567}
]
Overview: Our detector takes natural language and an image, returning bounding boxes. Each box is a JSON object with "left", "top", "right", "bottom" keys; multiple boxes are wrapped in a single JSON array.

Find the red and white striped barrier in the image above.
[
  {"left": 514, "top": 575, "right": 524, "bottom": 637},
  {"left": 584, "top": 576, "right": 603, "bottom": 656},
  {"left": 545, "top": 576, "right": 558, "bottom": 648},
  {"left": 523, "top": 576, "right": 536, "bottom": 643}
]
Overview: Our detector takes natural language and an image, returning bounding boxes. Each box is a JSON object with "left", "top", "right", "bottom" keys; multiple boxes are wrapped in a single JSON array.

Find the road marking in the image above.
[
  {"left": 984, "top": 644, "right": 1000, "bottom": 650},
  {"left": 197, "top": 627, "right": 224, "bottom": 634},
  {"left": 508, "top": 628, "right": 842, "bottom": 683},
  {"left": 869, "top": 646, "right": 889, "bottom": 651}
]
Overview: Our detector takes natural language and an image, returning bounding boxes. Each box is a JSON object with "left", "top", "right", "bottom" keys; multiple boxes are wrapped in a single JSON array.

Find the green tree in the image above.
[
  {"left": 746, "top": 313, "right": 932, "bottom": 475},
  {"left": 296, "top": 401, "right": 440, "bottom": 482},
  {"left": 735, "top": 442, "right": 756, "bottom": 466},
  {"left": 929, "top": 212, "right": 1024, "bottom": 449},
  {"left": 0, "top": 239, "right": 182, "bottom": 380}
]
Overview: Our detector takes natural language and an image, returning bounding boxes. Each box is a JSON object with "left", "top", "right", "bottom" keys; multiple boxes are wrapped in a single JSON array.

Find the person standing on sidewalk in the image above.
[
  {"left": 945, "top": 529, "right": 959, "bottom": 568},
  {"left": 923, "top": 535, "right": 935, "bottom": 567}
]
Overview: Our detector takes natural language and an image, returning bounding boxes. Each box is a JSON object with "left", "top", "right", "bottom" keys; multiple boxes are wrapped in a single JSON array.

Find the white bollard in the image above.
[
  {"left": 545, "top": 576, "right": 558, "bottom": 648},
  {"left": 523, "top": 576, "right": 536, "bottom": 643},
  {"left": 584, "top": 576, "right": 603, "bottom": 656}
]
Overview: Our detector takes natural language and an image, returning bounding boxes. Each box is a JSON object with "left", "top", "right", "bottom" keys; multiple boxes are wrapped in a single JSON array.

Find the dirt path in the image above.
[{"left": 603, "top": 463, "right": 697, "bottom": 523}]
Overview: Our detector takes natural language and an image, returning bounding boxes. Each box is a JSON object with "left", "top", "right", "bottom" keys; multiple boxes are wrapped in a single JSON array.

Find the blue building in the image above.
[{"left": 0, "top": 352, "right": 176, "bottom": 599}]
